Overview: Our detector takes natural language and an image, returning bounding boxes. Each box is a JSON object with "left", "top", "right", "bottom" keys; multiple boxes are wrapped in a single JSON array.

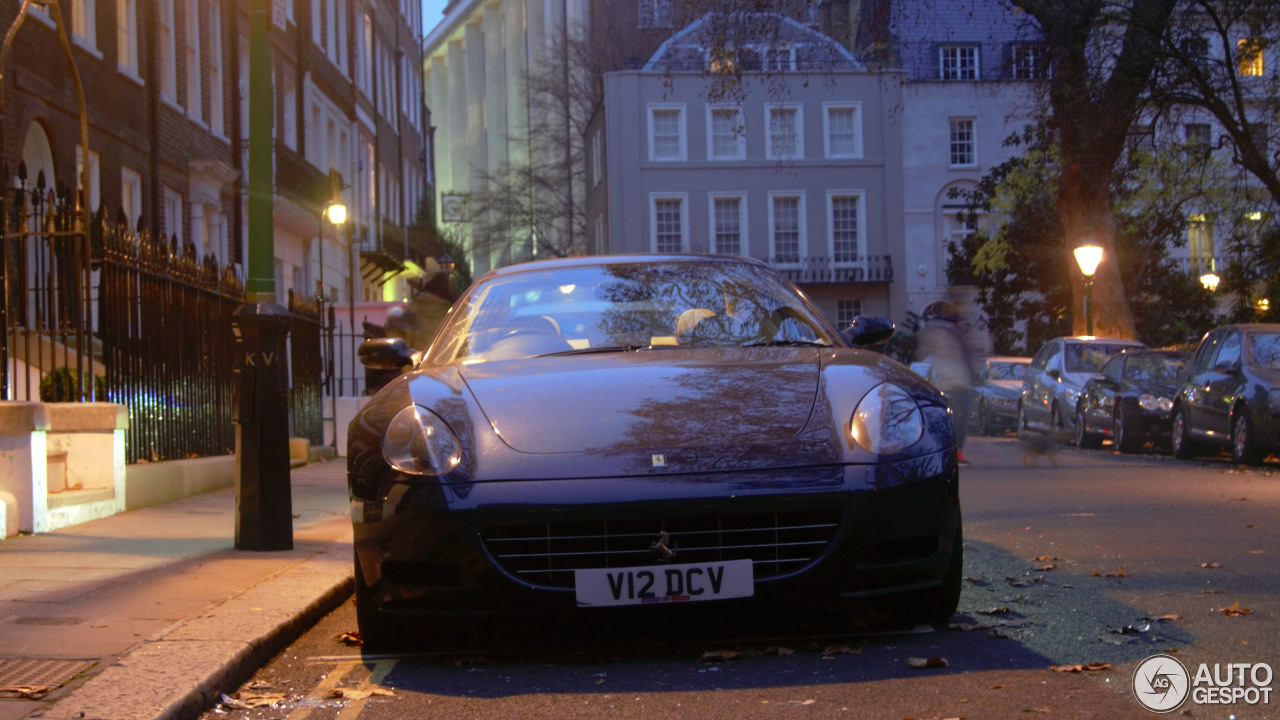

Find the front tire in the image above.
[
  {"left": 1051, "top": 403, "right": 1069, "bottom": 444},
  {"left": 1232, "top": 411, "right": 1262, "bottom": 465},
  {"left": 1114, "top": 406, "right": 1138, "bottom": 454},
  {"left": 1075, "top": 407, "right": 1102, "bottom": 449},
  {"left": 1171, "top": 408, "right": 1197, "bottom": 460},
  {"left": 354, "top": 553, "right": 400, "bottom": 653}
]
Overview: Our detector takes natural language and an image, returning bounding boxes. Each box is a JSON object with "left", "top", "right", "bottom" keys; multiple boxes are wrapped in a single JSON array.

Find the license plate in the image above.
[{"left": 574, "top": 559, "right": 754, "bottom": 607}]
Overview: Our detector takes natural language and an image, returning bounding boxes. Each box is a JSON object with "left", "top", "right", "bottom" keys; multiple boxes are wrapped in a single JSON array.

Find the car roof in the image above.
[
  {"left": 1221, "top": 324, "right": 1280, "bottom": 333},
  {"left": 983, "top": 355, "right": 1031, "bottom": 364},
  {"left": 1056, "top": 336, "right": 1146, "bottom": 344},
  {"left": 477, "top": 253, "right": 768, "bottom": 280}
]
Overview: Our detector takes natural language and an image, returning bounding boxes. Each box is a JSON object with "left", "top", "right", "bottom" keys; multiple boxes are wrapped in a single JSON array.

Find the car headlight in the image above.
[
  {"left": 1138, "top": 394, "right": 1173, "bottom": 413},
  {"left": 1065, "top": 388, "right": 1080, "bottom": 405},
  {"left": 383, "top": 405, "right": 463, "bottom": 476},
  {"left": 851, "top": 383, "right": 925, "bottom": 454}
]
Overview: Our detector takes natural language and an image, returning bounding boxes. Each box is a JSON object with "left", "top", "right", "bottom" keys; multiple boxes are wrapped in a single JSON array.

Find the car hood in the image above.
[
  {"left": 459, "top": 348, "right": 822, "bottom": 455},
  {"left": 1130, "top": 379, "right": 1182, "bottom": 398}
]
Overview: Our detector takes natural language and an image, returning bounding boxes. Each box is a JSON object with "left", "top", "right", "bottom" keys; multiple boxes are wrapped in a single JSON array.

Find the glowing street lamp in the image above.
[
  {"left": 1074, "top": 245, "right": 1103, "bottom": 336},
  {"left": 1200, "top": 273, "right": 1220, "bottom": 292}
]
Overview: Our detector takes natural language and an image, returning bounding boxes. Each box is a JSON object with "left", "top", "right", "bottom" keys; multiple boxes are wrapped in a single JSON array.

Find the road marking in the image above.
[
  {"left": 284, "top": 661, "right": 359, "bottom": 720},
  {"left": 334, "top": 659, "right": 397, "bottom": 720}
]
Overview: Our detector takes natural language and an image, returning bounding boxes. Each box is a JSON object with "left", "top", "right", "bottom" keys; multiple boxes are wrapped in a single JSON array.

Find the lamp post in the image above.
[
  {"left": 1201, "top": 273, "right": 1220, "bottom": 292},
  {"left": 1074, "top": 245, "right": 1103, "bottom": 336}
]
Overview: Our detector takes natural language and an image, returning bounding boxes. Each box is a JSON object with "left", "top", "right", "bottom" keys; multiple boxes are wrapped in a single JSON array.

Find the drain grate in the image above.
[{"left": 0, "top": 658, "right": 95, "bottom": 698}]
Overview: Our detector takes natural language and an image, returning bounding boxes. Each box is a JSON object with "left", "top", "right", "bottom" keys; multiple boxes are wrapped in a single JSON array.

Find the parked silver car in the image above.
[
  {"left": 1018, "top": 336, "right": 1146, "bottom": 441},
  {"left": 969, "top": 356, "right": 1030, "bottom": 435}
]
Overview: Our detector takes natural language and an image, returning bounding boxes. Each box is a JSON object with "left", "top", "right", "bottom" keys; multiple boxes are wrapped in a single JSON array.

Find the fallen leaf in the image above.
[
  {"left": 1232, "top": 497, "right": 1250, "bottom": 502},
  {"left": 964, "top": 576, "right": 991, "bottom": 585},
  {"left": 977, "top": 606, "right": 1013, "bottom": 615},
  {"left": 222, "top": 692, "right": 287, "bottom": 709},
  {"left": 1024, "top": 707, "right": 1051, "bottom": 713},
  {"left": 765, "top": 646, "right": 795, "bottom": 656},
  {"left": 821, "top": 644, "right": 862, "bottom": 657},
  {"left": 1092, "top": 569, "right": 1126, "bottom": 578},
  {"left": 1035, "top": 563, "right": 1058, "bottom": 571},
  {"left": 702, "top": 649, "right": 743, "bottom": 661},
  {"left": 328, "top": 687, "right": 395, "bottom": 700},
  {"left": 1217, "top": 602, "right": 1253, "bottom": 616},
  {"left": 1156, "top": 614, "right": 1180, "bottom": 622},
  {"left": 1245, "top": 550, "right": 1266, "bottom": 555},
  {"left": 0, "top": 685, "right": 50, "bottom": 700},
  {"left": 907, "top": 656, "right": 949, "bottom": 669},
  {"left": 1200, "top": 562, "right": 1222, "bottom": 568},
  {"left": 336, "top": 632, "right": 362, "bottom": 646},
  {"left": 1201, "top": 588, "right": 1224, "bottom": 595},
  {"left": 986, "top": 685, "right": 1005, "bottom": 689},
  {"left": 988, "top": 628, "right": 1014, "bottom": 639},
  {"left": 1032, "top": 555, "right": 1060, "bottom": 562},
  {"left": 1051, "top": 662, "right": 1111, "bottom": 673}
]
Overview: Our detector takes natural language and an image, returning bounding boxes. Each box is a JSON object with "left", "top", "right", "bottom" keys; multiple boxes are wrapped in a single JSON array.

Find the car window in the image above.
[
  {"left": 426, "top": 260, "right": 836, "bottom": 365},
  {"left": 1247, "top": 332, "right": 1280, "bottom": 370},
  {"left": 1063, "top": 343, "right": 1135, "bottom": 372},
  {"left": 1030, "top": 343, "right": 1052, "bottom": 370},
  {"left": 1189, "top": 331, "right": 1221, "bottom": 373},
  {"left": 1123, "top": 354, "right": 1187, "bottom": 381},
  {"left": 1101, "top": 355, "right": 1123, "bottom": 381},
  {"left": 1044, "top": 342, "right": 1063, "bottom": 372},
  {"left": 988, "top": 362, "right": 1027, "bottom": 381},
  {"left": 1215, "top": 331, "right": 1242, "bottom": 368}
]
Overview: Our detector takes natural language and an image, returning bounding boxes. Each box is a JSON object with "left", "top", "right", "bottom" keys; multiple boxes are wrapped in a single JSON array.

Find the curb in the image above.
[{"left": 38, "top": 534, "right": 355, "bottom": 720}]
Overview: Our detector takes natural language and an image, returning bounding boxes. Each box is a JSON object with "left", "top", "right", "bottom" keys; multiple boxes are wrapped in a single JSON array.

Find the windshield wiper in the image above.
[{"left": 740, "top": 339, "right": 832, "bottom": 348}]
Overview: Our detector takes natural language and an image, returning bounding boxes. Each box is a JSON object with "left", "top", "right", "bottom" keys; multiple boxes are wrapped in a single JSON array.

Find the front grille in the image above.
[{"left": 480, "top": 510, "right": 843, "bottom": 589}]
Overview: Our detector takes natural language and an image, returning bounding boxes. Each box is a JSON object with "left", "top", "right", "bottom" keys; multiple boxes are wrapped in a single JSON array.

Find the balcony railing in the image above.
[{"left": 766, "top": 255, "right": 893, "bottom": 284}]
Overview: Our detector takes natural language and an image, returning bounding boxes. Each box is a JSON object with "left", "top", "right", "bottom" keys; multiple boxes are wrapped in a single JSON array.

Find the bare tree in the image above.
[{"left": 1012, "top": 0, "right": 1179, "bottom": 339}]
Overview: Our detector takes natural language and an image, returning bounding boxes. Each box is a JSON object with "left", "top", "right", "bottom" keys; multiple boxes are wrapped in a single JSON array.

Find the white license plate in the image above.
[{"left": 574, "top": 559, "right": 754, "bottom": 607}]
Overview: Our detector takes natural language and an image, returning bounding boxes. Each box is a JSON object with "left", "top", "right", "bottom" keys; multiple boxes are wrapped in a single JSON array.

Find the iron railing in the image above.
[
  {"left": 767, "top": 255, "right": 894, "bottom": 284},
  {"left": 288, "top": 290, "right": 324, "bottom": 446}
]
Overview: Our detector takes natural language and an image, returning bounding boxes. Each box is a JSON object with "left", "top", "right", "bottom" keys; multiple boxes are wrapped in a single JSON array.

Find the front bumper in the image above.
[{"left": 351, "top": 450, "right": 961, "bottom": 619}]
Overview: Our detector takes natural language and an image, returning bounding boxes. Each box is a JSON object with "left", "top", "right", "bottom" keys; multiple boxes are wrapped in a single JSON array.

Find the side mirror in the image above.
[
  {"left": 1047, "top": 369, "right": 1062, "bottom": 381},
  {"left": 359, "top": 337, "right": 415, "bottom": 370},
  {"left": 841, "top": 315, "right": 895, "bottom": 347}
]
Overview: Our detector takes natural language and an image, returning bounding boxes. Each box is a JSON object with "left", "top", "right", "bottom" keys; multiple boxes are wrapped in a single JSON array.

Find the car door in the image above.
[
  {"left": 1022, "top": 339, "right": 1060, "bottom": 430},
  {"left": 1179, "top": 330, "right": 1220, "bottom": 436},
  {"left": 1201, "top": 329, "right": 1243, "bottom": 441}
]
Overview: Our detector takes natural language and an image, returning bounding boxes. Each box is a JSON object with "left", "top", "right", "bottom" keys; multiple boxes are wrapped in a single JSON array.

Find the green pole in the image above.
[
  {"left": 246, "top": 0, "right": 274, "bottom": 299},
  {"left": 1085, "top": 278, "right": 1094, "bottom": 336}
]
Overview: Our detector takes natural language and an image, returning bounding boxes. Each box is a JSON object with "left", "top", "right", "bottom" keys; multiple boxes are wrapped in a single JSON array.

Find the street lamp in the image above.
[
  {"left": 1074, "top": 245, "right": 1103, "bottom": 336},
  {"left": 1200, "top": 273, "right": 1220, "bottom": 292}
]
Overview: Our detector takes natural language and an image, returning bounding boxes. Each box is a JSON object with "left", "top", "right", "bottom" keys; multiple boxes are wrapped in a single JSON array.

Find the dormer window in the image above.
[{"left": 940, "top": 45, "right": 979, "bottom": 80}]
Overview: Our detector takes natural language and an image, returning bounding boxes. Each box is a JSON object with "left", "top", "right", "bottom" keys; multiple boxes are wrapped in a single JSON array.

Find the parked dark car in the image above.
[
  {"left": 1074, "top": 349, "right": 1190, "bottom": 452},
  {"left": 1019, "top": 336, "right": 1147, "bottom": 441},
  {"left": 969, "top": 356, "right": 1030, "bottom": 435},
  {"left": 348, "top": 254, "right": 962, "bottom": 650},
  {"left": 1172, "top": 324, "right": 1280, "bottom": 464}
]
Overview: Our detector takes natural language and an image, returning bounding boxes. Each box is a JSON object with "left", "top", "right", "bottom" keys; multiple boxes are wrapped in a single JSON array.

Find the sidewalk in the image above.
[{"left": 0, "top": 460, "right": 354, "bottom": 720}]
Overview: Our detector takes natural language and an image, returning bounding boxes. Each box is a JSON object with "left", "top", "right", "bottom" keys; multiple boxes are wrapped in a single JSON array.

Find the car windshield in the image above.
[
  {"left": 426, "top": 260, "right": 836, "bottom": 365},
  {"left": 987, "top": 362, "right": 1027, "bottom": 381},
  {"left": 1064, "top": 343, "right": 1136, "bottom": 373},
  {"left": 1248, "top": 332, "right": 1280, "bottom": 370},
  {"left": 1123, "top": 354, "right": 1187, "bottom": 381}
]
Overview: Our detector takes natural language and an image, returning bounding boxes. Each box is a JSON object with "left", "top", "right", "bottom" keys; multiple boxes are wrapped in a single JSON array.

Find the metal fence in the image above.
[{"left": 0, "top": 166, "right": 346, "bottom": 464}]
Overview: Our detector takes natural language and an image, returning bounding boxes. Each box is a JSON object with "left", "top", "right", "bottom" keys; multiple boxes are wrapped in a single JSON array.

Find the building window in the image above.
[
  {"left": 163, "top": 187, "right": 184, "bottom": 244},
  {"left": 1188, "top": 214, "right": 1215, "bottom": 276},
  {"left": 208, "top": 1, "right": 224, "bottom": 134},
  {"left": 1248, "top": 123, "right": 1270, "bottom": 157},
  {"left": 159, "top": 0, "right": 177, "bottom": 101},
  {"left": 121, "top": 167, "right": 142, "bottom": 230},
  {"left": 945, "top": 209, "right": 979, "bottom": 286},
  {"left": 940, "top": 45, "right": 979, "bottom": 80},
  {"left": 766, "top": 105, "right": 803, "bottom": 160},
  {"left": 708, "top": 106, "right": 745, "bottom": 160},
  {"left": 949, "top": 118, "right": 976, "bottom": 166},
  {"left": 638, "top": 0, "right": 673, "bottom": 29},
  {"left": 829, "top": 193, "right": 861, "bottom": 265},
  {"left": 837, "top": 299, "right": 863, "bottom": 327},
  {"left": 824, "top": 103, "right": 861, "bottom": 158},
  {"left": 1238, "top": 38, "right": 1266, "bottom": 76},
  {"left": 71, "top": 0, "right": 96, "bottom": 49},
  {"left": 1011, "top": 43, "right": 1043, "bottom": 80},
  {"left": 1185, "top": 123, "right": 1212, "bottom": 158},
  {"left": 763, "top": 45, "right": 796, "bottom": 71},
  {"left": 185, "top": 0, "right": 202, "bottom": 120},
  {"left": 648, "top": 105, "right": 685, "bottom": 161},
  {"left": 710, "top": 194, "right": 745, "bottom": 256},
  {"left": 651, "top": 195, "right": 686, "bottom": 253},
  {"left": 116, "top": 0, "right": 139, "bottom": 76},
  {"left": 769, "top": 194, "right": 803, "bottom": 264},
  {"left": 1181, "top": 35, "right": 1209, "bottom": 59}
]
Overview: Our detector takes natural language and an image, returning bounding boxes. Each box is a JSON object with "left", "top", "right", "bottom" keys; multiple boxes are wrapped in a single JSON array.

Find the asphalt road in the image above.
[{"left": 201, "top": 435, "right": 1280, "bottom": 720}]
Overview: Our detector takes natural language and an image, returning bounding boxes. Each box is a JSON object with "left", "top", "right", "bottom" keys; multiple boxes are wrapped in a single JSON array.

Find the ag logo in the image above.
[{"left": 1133, "top": 654, "right": 1190, "bottom": 713}]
